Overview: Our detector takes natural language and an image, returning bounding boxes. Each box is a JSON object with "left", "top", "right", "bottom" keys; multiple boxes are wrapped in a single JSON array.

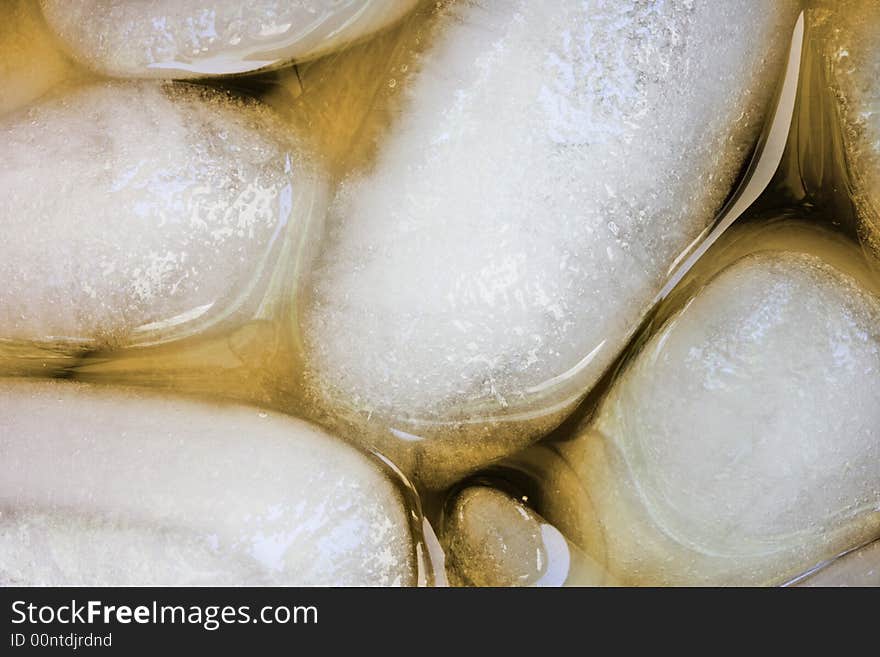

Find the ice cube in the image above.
[
  {"left": 0, "top": 0, "right": 78, "bottom": 115},
  {"left": 810, "top": 0, "right": 880, "bottom": 254},
  {"left": 298, "top": 0, "right": 801, "bottom": 486},
  {"left": 0, "top": 80, "right": 325, "bottom": 353},
  {"left": 442, "top": 486, "right": 613, "bottom": 587},
  {"left": 539, "top": 229, "right": 880, "bottom": 585},
  {"left": 0, "top": 379, "right": 421, "bottom": 586},
  {"left": 39, "top": 0, "right": 418, "bottom": 79}
]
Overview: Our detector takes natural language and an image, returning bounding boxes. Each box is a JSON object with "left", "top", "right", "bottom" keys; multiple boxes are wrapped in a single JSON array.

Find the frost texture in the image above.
[
  {"left": 0, "top": 80, "right": 321, "bottom": 348},
  {"left": 300, "top": 0, "right": 800, "bottom": 476},
  {"left": 39, "top": 0, "right": 418, "bottom": 78},
  {"left": 0, "top": 0, "right": 76, "bottom": 114},
  {"left": 815, "top": 0, "right": 880, "bottom": 252},
  {"left": 0, "top": 380, "right": 416, "bottom": 586},
  {"left": 563, "top": 250, "right": 880, "bottom": 585}
]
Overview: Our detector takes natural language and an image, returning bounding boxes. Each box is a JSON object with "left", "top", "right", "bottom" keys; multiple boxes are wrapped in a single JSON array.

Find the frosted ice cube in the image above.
[
  {"left": 444, "top": 486, "right": 556, "bottom": 587},
  {"left": 811, "top": 0, "right": 880, "bottom": 254},
  {"left": 442, "top": 486, "right": 613, "bottom": 587},
  {"left": 0, "top": 80, "right": 325, "bottom": 351},
  {"left": 546, "top": 238, "right": 880, "bottom": 585},
  {"left": 0, "top": 379, "right": 420, "bottom": 586},
  {"left": 0, "top": 0, "right": 78, "bottom": 115},
  {"left": 39, "top": 0, "right": 418, "bottom": 79},
  {"left": 299, "top": 0, "right": 800, "bottom": 485}
]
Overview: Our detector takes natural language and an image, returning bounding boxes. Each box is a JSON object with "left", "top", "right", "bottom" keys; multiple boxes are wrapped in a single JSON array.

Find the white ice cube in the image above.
[
  {"left": 0, "top": 80, "right": 325, "bottom": 351},
  {"left": 39, "top": 0, "right": 418, "bottom": 79},
  {"left": 0, "top": 379, "right": 420, "bottom": 586},
  {"left": 0, "top": 0, "right": 78, "bottom": 115},
  {"left": 545, "top": 230, "right": 880, "bottom": 585},
  {"left": 299, "top": 0, "right": 800, "bottom": 485}
]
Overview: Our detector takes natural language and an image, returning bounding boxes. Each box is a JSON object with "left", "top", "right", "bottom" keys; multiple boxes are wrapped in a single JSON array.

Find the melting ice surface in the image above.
[
  {"left": 39, "top": 0, "right": 418, "bottom": 78},
  {"left": 299, "top": 0, "right": 801, "bottom": 485},
  {"left": 0, "top": 0, "right": 77, "bottom": 115},
  {"left": 813, "top": 0, "right": 880, "bottom": 253},
  {"left": 0, "top": 80, "right": 324, "bottom": 350},
  {"left": 0, "top": 380, "right": 418, "bottom": 586},
  {"left": 442, "top": 486, "right": 612, "bottom": 587},
  {"left": 443, "top": 486, "right": 560, "bottom": 587},
  {"left": 796, "top": 539, "right": 880, "bottom": 587},
  {"left": 543, "top": 231, "right": 880, "bottom": 585}
]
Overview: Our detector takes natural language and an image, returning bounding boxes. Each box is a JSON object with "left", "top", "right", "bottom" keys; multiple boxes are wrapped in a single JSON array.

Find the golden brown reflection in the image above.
[{"left": 1, "top": 0, "right": 879, "bottom": 587}]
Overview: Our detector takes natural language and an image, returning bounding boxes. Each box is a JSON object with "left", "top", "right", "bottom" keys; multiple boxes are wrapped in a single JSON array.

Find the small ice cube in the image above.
[
  {"left": 0, "top": 379, "right": 419, "bottom": 586},
  {"left": 442, "top": 486, "right": 613, "bottom": 587},
  {"left": 0, "top": 80, "right": 325, "bottom": 351},
  {"left": 299, "top": 0, "right": 800, "bottom": 485},
  {"left": 811, "top": 0, "right": 880, "bottom": 254},
  {"left": 39, "top": 0, "right": 418, "bottom": 78}
]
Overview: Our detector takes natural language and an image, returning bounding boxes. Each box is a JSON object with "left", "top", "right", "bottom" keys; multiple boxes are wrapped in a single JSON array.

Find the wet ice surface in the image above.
[
  {"left": 547, "top": 240, "right": 880, "bottom": 585},
  {"left": 0, "top": 0, "right": 78, "bottom": 115},
  {"left": 299, "top": 0, "right": 800, "bottom": 485},
  {"left": 442, "top": 486, "right": 612, "bottom": 587},
  {"left": 0, "top": 4, "right": 873, "bottom": 591},
  {"left": 811, "top": 2, "right": 880, "bottom": 242},
  {"left": 0, "top": 80, "right": 324, "bottom": 351},
  {"left": 796, "top": 539, "right": 880, "bottom": 587},
  {"left": 39, "top": 0, "right": 418, "bottom": 79},
  {"left": 0, "top": 380, "right": 417, "bottom": 586},
  {"left": 814, "top": 0, "right": 880, "bottom": 253},
  {"left": 443, "top": 486, "right": 554, "bottom": 587}
]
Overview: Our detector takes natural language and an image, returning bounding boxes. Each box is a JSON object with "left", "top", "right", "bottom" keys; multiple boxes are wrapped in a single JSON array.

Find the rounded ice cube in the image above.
[
  {"left": 0, "top": 80, "right": 325, "bottom": 353},
  {"left": 298, "top": 0, "right": 801, "bottom": 485},
  {"left": 0, "top": 379, "right": 422, "bottom": 586},
  {"left": 537, "top": 227, "right": 880, "bottom": 585}
]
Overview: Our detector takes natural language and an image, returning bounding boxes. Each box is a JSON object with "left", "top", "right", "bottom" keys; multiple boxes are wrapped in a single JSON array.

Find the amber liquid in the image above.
[{"left": 2, "top": 2, "right": 879, "bottom": 587}]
